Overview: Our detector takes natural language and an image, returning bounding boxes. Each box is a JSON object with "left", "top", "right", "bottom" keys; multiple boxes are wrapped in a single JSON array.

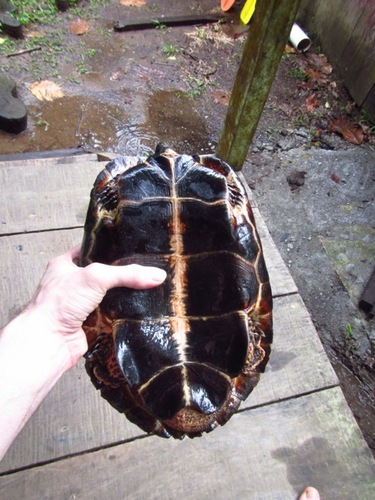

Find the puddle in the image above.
[
  {"left": 0, "top": 90, "right": 215, "bottom": 157},
  {"left": 145, "top": 90, "right": 216, "bottom": 154}
]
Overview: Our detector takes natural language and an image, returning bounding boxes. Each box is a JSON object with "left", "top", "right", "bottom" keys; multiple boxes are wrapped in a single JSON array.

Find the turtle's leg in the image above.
[{"left": 85, "top": 332, "right": 125, "bottom": 389}]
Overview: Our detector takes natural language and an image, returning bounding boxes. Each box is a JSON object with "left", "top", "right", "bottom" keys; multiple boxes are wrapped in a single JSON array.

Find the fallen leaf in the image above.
[
  {"left": 330, "top": 172, "right": 341, "bottom": 184},
  {"left": 305, "top": 93, "right": 318, "bottom": 112},
  {"left": 70, "top": 18, "right": 89, "bottom": 35},
  {"left": 120, "top": 0, "right": 146, "bottom": 5},
  {"left": 28, "top": 80, "right": 65, "bottom": 101},
  {"left": 285, "top": 44, "right": 297, "bottom": 54},
  {"left": 306, "top": 68, "right": 322, "bottom": 81},
  {"left": 212, "top": 89, "right": 231, "bottom": 105},
  {"left": 329, "top": 117, "right": 364, "bottom": 145},
  {"left": 307, "top": 53, "right": 332, "bottom": 74},
  {"left": 110, "top": 70, "right": 124, "bottom": 81},
  {"left": 26, "top": 30, "right": 45, "bottom": 38}
]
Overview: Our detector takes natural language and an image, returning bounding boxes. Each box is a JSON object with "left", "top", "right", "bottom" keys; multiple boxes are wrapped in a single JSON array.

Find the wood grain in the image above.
[
  {"left": 0, "top": 160, "right": 104, "bottom": 235},
  {"left": 1, "top": 389, "right": 374, "bottom": 499},
  {"left": 0, "top": 291, "right": 337, "bottom": 473}
]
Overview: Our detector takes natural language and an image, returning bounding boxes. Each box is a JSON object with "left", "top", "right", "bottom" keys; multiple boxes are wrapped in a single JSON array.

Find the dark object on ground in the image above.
[
  {"left": 114, "top": 14, "right": 223, "bottom": 32},
  {"left": 359, "top": 266, "right": 375, "bottom": 316},
  {"left": 287, "top": 170, "right": 307, "bottom": 190},
  {"left": 0, "top": 0, "right": 16, "bottom": 12},
  {"left": 80, "top": 144, "right": 273, "bottom": 439},
  {"left": 55, "top": 0, "right": 69, "bottom": 12},
  {"left": 0, "top": 10, "right": 23, "bottom": 38},
  {"left": 0, "top": 76, "right": 27, "bottom": 134}
]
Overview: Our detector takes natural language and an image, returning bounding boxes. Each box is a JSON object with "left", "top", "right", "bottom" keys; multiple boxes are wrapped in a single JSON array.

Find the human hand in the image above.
[
  {"left": 25, "top": 245, "right": 167, "bottom": 369},
  {"left": 0, "top": 246, "right": 166, "bottom": 460}
]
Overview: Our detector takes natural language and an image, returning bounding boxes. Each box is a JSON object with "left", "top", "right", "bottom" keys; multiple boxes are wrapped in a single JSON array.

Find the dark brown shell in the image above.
[{"left": 80, "top": 145, "right": 272, "bottom": 438}]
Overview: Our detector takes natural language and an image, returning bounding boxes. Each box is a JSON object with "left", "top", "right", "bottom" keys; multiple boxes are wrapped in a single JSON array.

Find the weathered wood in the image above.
[
  {"left": 0, "top": 289, "right": 337, "bottom": 471},
  {"left": 359, "top": 266, "right": 375, "bottom": 316},
  {"left": 338, "top": 0, "right": 375, "bottom": 108},
  {"left": 0, "top": 225, "right": 336, "bottom": 471},
  {"left": 114, "top": 14, "right": 222, "bottom": 32},
  {"left": 1, "top": 389, "right": 374, "bottom": 499},
  {"left": 298, "top": 0, "right": 375, "bottom": 122},
  {"left": 0, "top": 229, "right": 83, "bottom": 322},
  {"left": 239, "top": 172, "right": 297, "bottom": 297},
  {"left": 0, "top": 161, "right": 104, "bottom": 235},
  {"left": 0, "top": 202, "right": 295, "bottom": 325},
  {"left": 216, "top": 0, "right": 301, "bottom": 170},
  {"left": 0, "top": 152, "right": 98, "bottom": 164}
]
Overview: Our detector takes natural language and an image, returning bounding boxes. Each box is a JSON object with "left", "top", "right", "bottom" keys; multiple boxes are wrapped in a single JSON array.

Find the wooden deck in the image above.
[{"left": 0, "top": 154, "right": 374, "bottom": 499}]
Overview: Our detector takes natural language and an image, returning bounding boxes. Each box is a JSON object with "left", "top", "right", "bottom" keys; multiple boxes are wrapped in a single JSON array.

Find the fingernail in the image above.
[
  {"left": 301, "top": 487, "right": 320, "bottom": 500},
  {"left": 149, "top": 268, "right": 167, "bottom": 282}
]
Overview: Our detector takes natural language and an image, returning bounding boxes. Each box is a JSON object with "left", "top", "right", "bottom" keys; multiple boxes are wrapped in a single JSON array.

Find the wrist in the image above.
[{"left": 0, "top": 308, "right": 74, "bottom": 394}]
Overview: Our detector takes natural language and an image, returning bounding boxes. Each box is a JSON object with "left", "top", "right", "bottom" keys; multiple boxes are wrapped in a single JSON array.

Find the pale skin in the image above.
[
  {"left": 0, "top": 246, "right": 166, "bottom": 461},
  {"left": 0, "top": 249, "right": 322, "bottom": 499}
]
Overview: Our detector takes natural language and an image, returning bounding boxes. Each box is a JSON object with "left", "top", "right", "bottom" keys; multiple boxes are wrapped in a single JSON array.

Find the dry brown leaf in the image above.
[
  {"left": 285, "top": 44, "right": 297, "bottom": 54},
  {"left": 329, "top": 118, "right": 364, "bottom": 145},
  {"left": 330, "top": 172, "right": 341, "bottom": 184},
  {"left": 28, "top": 80, "right": 65, "bottom": 101},
  {"left": 27, "top": 30, "right": 45, "bottom": 38},
  {"left": 120, "top": 0, "right": 146, "bottom": 5},
  {"left": 307, "top": 53, "right": 332, "bottom": 74},
  {"left": 212, "top": 89, "right": 231, "bottom": 106},
  {"left": 305, "top": 93, "right": 318, "bottom": 112},
  {"left": 70, "top": 18, "right": 89, "bottom": 35}
]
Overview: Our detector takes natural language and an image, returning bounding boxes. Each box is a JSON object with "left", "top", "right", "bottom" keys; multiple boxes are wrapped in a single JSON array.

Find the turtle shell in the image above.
[{"left": 80, "top": 145, "right": 272, "bottom": 439}]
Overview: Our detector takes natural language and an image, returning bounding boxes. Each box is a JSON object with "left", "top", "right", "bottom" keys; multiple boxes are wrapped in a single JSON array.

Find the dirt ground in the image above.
[{"left": 1, "top": 0, "right": 374, "bottom": 454}]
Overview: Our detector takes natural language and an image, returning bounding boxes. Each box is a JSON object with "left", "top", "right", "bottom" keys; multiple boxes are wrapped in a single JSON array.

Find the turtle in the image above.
[{"left": 79, "top": 144, "right": 273, "bottom": 439}]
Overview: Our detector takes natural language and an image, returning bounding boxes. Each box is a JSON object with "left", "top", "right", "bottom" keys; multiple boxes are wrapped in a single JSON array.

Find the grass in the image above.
[
  {"left": 2, "top": 0, "right": 110, "bottom": 27},
  {"left": 162, "top": 43, "right": 179, "bottom": 58}
]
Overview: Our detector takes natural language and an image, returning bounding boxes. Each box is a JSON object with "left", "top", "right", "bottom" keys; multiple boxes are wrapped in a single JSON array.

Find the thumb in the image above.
[{"left": 83, "top": 263, "right": 167, "bottom": 292}]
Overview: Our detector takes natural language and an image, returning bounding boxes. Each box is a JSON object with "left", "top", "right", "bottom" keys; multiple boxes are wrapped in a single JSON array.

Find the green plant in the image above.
[
  {"left": 35, "top": 118, "right": 49, "bottom": 131},
  {"left": 291, "top": 67, "right": 308, "bottom": 81},
  {"left": 153, "top": 19, "right": 168, "bottom": 30},
  {"left": 162, "top": 43, "right": 179, "bottom": 58},
  {"left": 85, "top": 48, "right": 97, "bottom": 58},
  {"left": 11, "top": 0, "right": 57, "bottom": 26},
  {"left": 345, "top": 323, "right": 353, "bottom": 339},
  {"left": 187, "top": 77, "right": 206, "bottom": 97}
]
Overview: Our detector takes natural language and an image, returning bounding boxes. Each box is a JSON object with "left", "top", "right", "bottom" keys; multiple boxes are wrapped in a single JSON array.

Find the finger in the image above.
[
  {"left": 84, "top": 263, "right": 167, "bottom": 291},
  {"left": 299, "top": 487, "right": 320, "bottom": 500},
  {"left": 65, "top": 244, "right": 81, "bottom": 262}
]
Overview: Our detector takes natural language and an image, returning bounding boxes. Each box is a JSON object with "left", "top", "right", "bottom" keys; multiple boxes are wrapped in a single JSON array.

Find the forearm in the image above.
[{"left": 0, "top": 309, "right": 74, "bottom": 461}]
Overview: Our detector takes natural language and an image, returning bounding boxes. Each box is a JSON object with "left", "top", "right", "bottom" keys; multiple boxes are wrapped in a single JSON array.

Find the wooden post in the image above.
[{"left": 217, "top": 0, "right": 301, "bottom": 170}]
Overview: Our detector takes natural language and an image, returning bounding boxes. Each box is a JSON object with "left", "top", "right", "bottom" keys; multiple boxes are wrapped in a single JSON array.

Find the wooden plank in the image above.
[
  {"left": 359, "top": 265, "right": 375, "bottom": 315},
  {"left": 253, "top": 206, "right": 297, "bottom": 296},
  {"left": 0, "top": 273, "right": 337, "bottom": 471},
  {"left": 240, "top": 172, "right": 297, "bottom": 296},
  {"left": 114, "top": 14, "right": 222, "bottom": 32},
  {"left": 1, "top": 388, "right": 374, "bottom": 499},
  {"left": 339, "top": 0, "right": 375, "bottom": 106},
  {"left": 0, "top": 200, "right": 295, "bottom": 325},
  {"left": 0, "top": 229, "right": 83, "bottom": 322},
  {"left": 0, "top": 161, "right": 104, "bottom": 235},
  {"left": 0, "top": 152, "right": 99, "bottom": 166},
  {"left": 0, "top": 158, "right": 296, "bottom": 296}
]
